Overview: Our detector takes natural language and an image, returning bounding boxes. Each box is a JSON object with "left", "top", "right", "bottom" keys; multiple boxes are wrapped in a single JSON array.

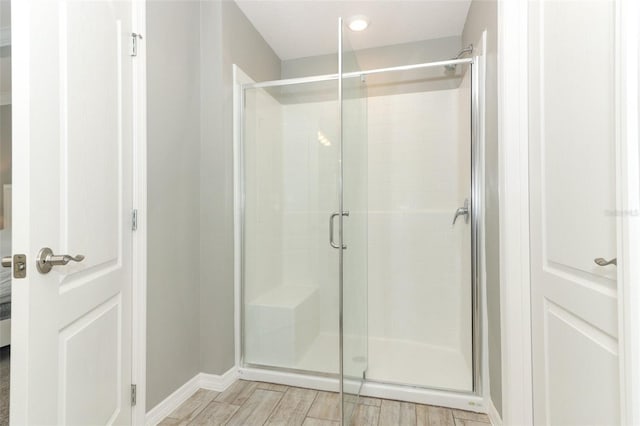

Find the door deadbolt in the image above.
[{"left": 1, "top": 254, "right": 27, "bottom": 279}]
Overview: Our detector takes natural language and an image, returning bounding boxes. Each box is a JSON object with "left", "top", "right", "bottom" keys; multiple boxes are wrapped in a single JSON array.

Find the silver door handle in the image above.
[
  {"left": 36, "top": 247, "right": 85, "bottom": 274},
  {"left": 594, "top": 257, "right": 617, "bottom": 266},
  {"left": 329, "top": 211, "right": 349, "bottom": 249},
  {"left": 1, "top": 256, "right": 10, "bottom": 268},
  {"left": 452, "top": 199, "right": 470, "bottom": 226}
]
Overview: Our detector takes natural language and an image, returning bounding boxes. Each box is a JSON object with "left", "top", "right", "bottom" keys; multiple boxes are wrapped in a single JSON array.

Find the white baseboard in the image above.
[
  {"left": 486, "top": 398, "right": 503, "bottom": 426},
  {"left": 199, "top": 367, "right": 240, "bottom": 392},
  {"left": 145, "top": 367, "right": 239, "bottom": 426},
  {"left": 145, "top": 374, "right": 201, "bottom": 426}
]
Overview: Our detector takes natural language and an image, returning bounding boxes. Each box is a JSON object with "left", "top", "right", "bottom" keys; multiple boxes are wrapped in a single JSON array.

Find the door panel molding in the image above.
[
  {"left": 544, "top": 261, "right": 616, "bottom": 290},
  {"left": 543, "top": 298, "right": 618, "bottom": 354},
  {"left": 58, "top": 294, "right": 122, "bottom": 425},
  {"left": 543, "top": 299, "right": 619, "bottom": 426}
]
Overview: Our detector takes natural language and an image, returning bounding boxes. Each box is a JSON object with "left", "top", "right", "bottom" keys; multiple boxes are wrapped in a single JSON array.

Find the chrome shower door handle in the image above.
[
  {"left": 36, "top": 247, "right": 85, "bottom": 274},
  {"left": 452, "top": 198, "right": 470, "bottom": 226},
  {"left": 329, "top": 213, "right": 340, "bottom": 249},
  {"left": 594, "top": 257, "right": 617, "bottom": 267},
  {"left": 329, "top": 211, "right": 349, "bottom": 249}
]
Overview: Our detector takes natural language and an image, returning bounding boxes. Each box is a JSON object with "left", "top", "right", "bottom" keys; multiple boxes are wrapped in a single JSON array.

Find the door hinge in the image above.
[
  {"left": 130, "top": 33, "right": 142, "bottom": 57},
  {"left": 131, "top": 384, "right": 137, "bottom": 406},
  {"left": 132, "top": 209, "right": 138, "bottom": 231}
]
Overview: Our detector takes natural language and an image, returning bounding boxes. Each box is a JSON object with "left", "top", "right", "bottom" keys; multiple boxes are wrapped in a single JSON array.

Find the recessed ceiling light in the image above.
[{"left": 347, "top": 15, "right": 369, "bottom": 32}]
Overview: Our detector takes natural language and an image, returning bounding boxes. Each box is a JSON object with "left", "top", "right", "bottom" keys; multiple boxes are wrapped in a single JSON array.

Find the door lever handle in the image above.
[
  {"left": 36, "top": 247, "right": 85, "bottom": 274},
  {"left": 594, "top": 257, "right": 617, "bottom": 267},
  {"left": 452, "top": 199, "right": 470, "bottom": 226}
]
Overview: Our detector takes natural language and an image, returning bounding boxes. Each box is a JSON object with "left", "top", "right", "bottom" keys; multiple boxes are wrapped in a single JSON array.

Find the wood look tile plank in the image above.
[
  {"left": 155, "top": 380, "right": 486, "bottom": 426},
  {"left": 344, "top": 394, "right": 357, "bottom": 420},
  {"left": 302, "top": 418, "right": 340, "bottom": 426},
  {"left": 379, "top": 400, "right": 401, "bottom": 425},
  {"left": 167, "top": 389, "right": 219, "bottom": 422},
  {"left": 226, "top": 389, "right": 284, "bottom": 426},
  {"left": 378, "top": 400, "right": 416, "bottom": 426},
  {"left": 157, "top": 417, "right": 181, "bottom": 426},
  {"left": 258, "top": 382, "right": 290, "bottom": 392},
  {"left": 358, "top": 396, "right": 382, "bottom": 407},
  {"left": 266, "top": 387, "right": 318, "bottom": 426},
  {"left": 189, "top": 401, "right": 239, "bottom": 426},
  {"left": 214, "top": 380, "right": 259, "bottom": 406},
  {"left": 416, "top": 405, "right": 455, "bottom": 426},
  {"left": 306, "top": 391, "right": 340, "bottom": 422},
  {"left": 399, "top": 402, "right": 417, "bottom": 425},
  {"left": 454, "top": 420, "right": 492, "bottom": 426},
  {"left": 350, "top": 403, "right": 380, "bottom": 426},
  {"left": 451, "top": 409, "right": 490, "bottom": 423}
]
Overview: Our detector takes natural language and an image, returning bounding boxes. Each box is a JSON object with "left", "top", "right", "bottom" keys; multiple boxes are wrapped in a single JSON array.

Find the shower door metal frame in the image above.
[{"left": 236, "top": 55, "right": 485, "bottom": 403}]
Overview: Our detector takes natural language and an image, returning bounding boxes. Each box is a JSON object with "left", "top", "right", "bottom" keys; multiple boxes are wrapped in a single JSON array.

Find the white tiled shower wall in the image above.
[
  {"left": 244, "top": 89, "right": 340, "bottom": 370},
  {"left": 244, "top": 88, "right": 283, "bottom": 304},
  {"left": 367, "top": 88, "right": 470, "bottom": 350},
  {"left": 244, "top": 76, "right": 472, "bottom": 389}
]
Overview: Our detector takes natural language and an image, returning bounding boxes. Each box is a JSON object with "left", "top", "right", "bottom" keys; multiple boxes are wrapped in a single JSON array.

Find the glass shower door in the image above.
[{"left": 339, "top": 18, "right": 368, "bottom": 424}]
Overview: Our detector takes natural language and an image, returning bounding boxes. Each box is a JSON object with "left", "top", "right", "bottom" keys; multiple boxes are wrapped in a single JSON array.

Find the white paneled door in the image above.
[
  {"left": 12, "top": 0, "right": 134, "bottom": 424},
  {"left": 529, "top": 1, "right": 622, "bottom": 424}
]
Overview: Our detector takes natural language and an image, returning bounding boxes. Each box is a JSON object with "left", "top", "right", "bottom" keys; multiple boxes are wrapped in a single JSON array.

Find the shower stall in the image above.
[{"left": 234, "top": 20, "right": 484, "bottom": 423}]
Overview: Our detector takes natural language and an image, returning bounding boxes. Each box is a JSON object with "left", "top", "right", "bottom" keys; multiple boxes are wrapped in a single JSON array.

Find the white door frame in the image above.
[
  {"left": 615, "top": 0, "right": 640, "bottom": 423},
  {"left": 497, "top": 0, "right": 532, "bottom": 424},
  {"left": 497, "top": 0, "right": 640, "bottom": 425},
  {"left": 132, "top": 0, "right": 148, "bottom": 424}
]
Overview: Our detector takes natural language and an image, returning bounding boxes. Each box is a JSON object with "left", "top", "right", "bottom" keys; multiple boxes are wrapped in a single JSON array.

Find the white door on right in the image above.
[{"left": 529, "top": 1, "right": 620, "bottom": 425}]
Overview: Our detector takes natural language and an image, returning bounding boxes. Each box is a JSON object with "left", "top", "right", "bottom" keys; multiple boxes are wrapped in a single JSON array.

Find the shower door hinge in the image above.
[
  {"left": 130, "top": 33, "right": 142, "bottom": 57},
  {"left": 130, "top": 384, "right": 137, "bottom": 406},
  {"left": 131, "top": 209, "right": 138, "bottom": 231}
]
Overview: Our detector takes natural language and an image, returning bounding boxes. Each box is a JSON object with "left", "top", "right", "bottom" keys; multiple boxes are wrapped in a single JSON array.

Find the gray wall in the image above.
[
  {"left": 146, "top": 0, "right": 202, "bottom": 409},
  {"left": 198, "top": 0, "right": 281, "bottom": 375},
  {"left": 462, "top": 0, "right": 502, "bottom": 416},
  {"left": 146, "top": 0, "right": 280, "bottom": 409}
]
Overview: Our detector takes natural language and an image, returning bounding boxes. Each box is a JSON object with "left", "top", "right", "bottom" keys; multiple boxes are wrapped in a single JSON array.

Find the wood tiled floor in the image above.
[{"left": 159, "top": 380, "right": 491, "bottom": 426}]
